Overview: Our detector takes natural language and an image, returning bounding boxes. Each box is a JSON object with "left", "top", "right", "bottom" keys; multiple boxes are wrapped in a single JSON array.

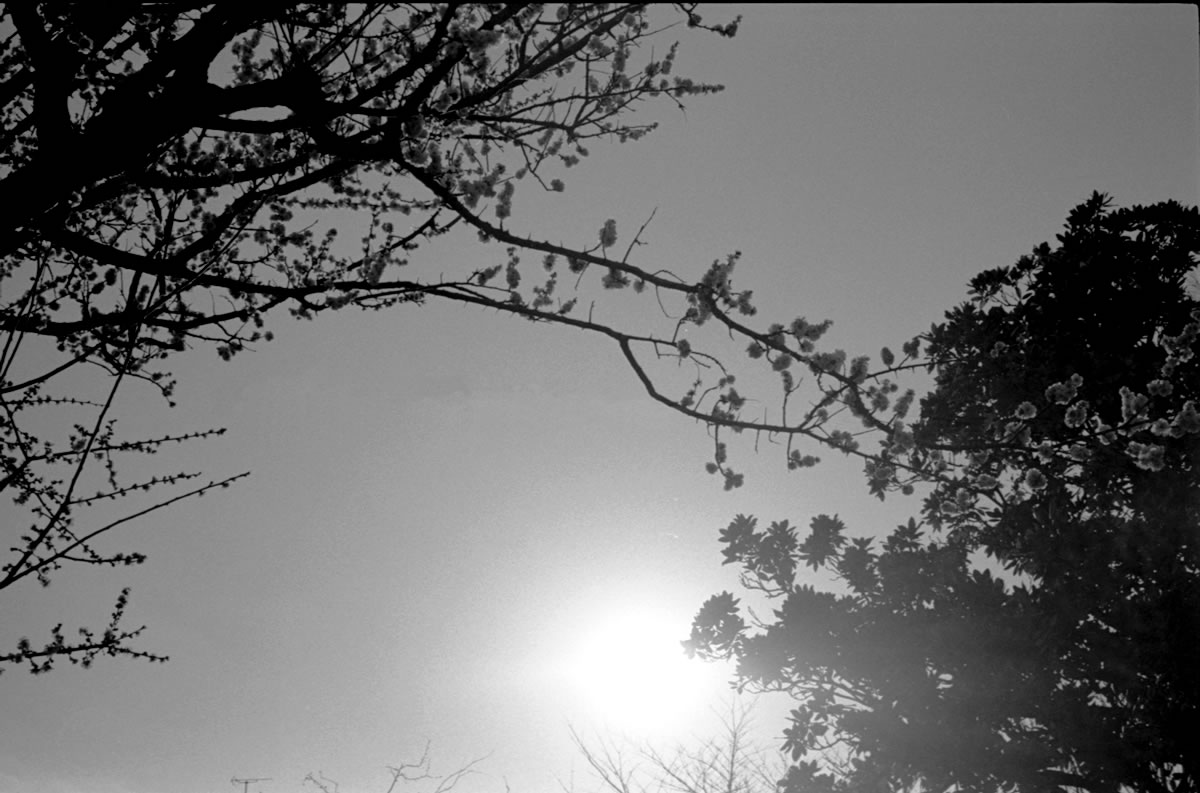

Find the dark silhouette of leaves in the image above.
[{"left": 691, "top": 195, "right": 1200, "bottom": 793}]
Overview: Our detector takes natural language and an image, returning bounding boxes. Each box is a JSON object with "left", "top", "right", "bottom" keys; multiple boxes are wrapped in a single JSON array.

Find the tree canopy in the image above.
[
  {"left": 0, "top": 2, "right": 944, "bottom": 676},
  {"left": 686, "top": 194, "right": 1200, "bottom": 793},
  {"left": 0, "top": 2, "right": 745, "bottom": 673}
]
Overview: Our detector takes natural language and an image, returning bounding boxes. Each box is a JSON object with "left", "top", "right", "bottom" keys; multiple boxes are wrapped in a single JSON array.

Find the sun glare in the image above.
[{"left": 557, "top": 607, "right": 729, "bottom": 736}]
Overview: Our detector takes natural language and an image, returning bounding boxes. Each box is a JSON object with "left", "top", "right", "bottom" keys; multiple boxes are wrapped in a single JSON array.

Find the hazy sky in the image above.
[{"left": 2, "top": 5, "right": 1197, "bottom": 793}]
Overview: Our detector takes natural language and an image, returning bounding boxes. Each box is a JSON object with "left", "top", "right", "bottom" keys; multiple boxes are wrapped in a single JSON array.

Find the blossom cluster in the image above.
[
  {"left": 1159, "top": 310, "right": 1200, "bottom": 375},
  {"left": 1044, "top": 373, "right": 1084, "bottom": 404},
  {"left": 598, "top": 218, "right": 618, "bottom": 248}
]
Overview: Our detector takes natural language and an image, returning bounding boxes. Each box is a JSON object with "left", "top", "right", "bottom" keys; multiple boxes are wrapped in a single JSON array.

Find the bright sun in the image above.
[{"left": 557, "top": 607, "right": 729, "bottom": 736}]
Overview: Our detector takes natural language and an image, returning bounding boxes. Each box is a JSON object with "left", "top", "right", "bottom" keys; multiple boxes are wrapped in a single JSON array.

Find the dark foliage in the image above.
[{"left": 688, "top": 194, "right": 1200, "bottom": 793}]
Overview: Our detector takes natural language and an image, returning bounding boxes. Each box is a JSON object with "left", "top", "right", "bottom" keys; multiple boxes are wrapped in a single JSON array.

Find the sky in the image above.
[{"left": 2, "top": 5, "right": 1198, "bottom": 793}]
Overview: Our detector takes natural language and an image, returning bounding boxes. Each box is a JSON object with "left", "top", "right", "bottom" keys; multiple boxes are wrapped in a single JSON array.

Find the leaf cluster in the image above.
[{"left": 688, "top": 195, "right": 1200, "bottom": 793}]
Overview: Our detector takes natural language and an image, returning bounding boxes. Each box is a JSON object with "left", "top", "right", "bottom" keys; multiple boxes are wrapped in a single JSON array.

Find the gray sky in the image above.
[{"left": 2, "top": 5, "right": 1197, "bottom": 793}]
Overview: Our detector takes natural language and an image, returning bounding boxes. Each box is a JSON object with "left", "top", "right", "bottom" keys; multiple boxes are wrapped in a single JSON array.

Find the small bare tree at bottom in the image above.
[
  {"left": 567, "top": 700, "right": 788, "bottom": 793},
  {"left": 303, "top": 742, "right": 491, "bottom": 793}
]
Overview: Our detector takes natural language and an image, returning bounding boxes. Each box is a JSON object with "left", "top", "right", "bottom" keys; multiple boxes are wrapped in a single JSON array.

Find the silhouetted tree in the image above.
[
  {"left": 2, "top": 2, "right": 945, "bottom": 678},
  {"left": 303, "top": 742, "right": 487, "bottom": 793},
  {"left": 569, "top": 701, "right": 788, "bottom": 793},
  {"left": 686, "top": 195, "right": 1200, "bottom": 793},
  {"left": 0, "top": 3, "right": 741, "bottom": 673}
]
